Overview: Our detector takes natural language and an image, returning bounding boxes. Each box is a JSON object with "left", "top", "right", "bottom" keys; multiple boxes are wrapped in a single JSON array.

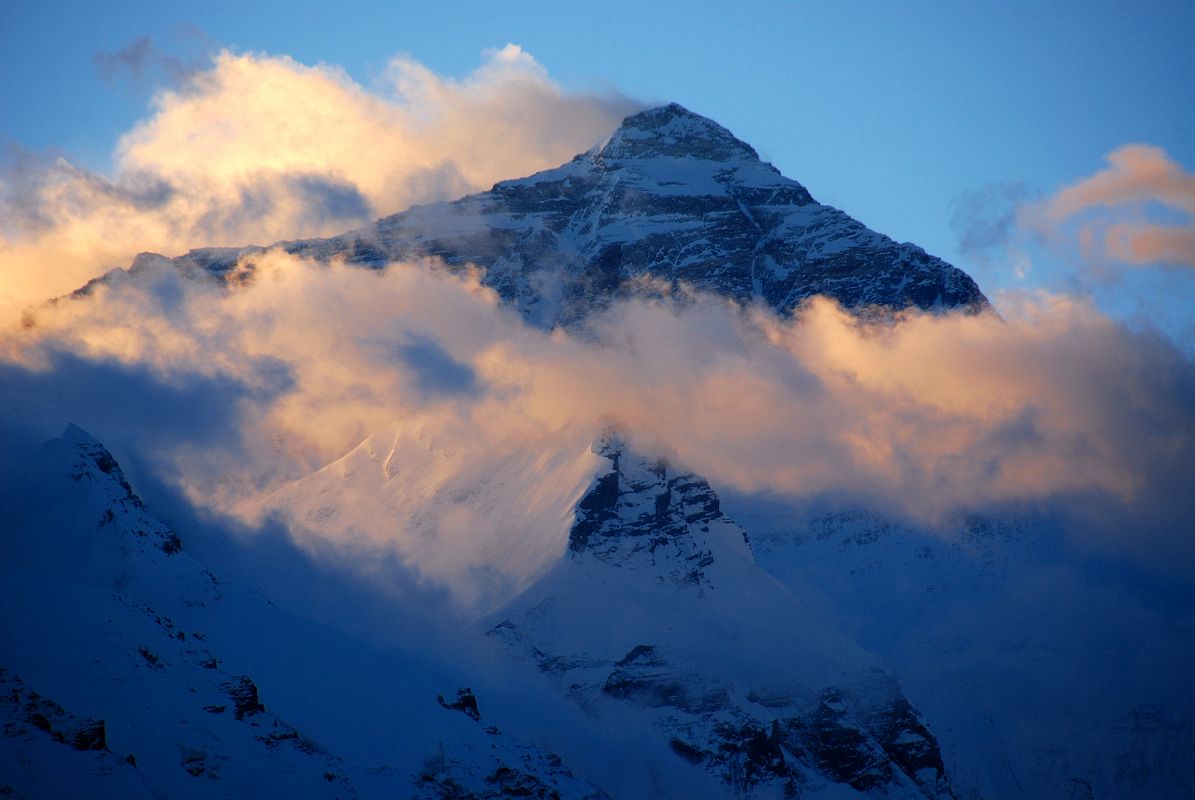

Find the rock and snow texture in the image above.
[
  {"left": 0, "top": 425, "right": 609, "bottom": 799},
  {"left": 725, "top": 497, "right": 1195, "bottom": 800},
  {"left": 486, "top": 433, "right": 956, "bottom": 798},
  {"left": 119, "top": 103, "right": 986, "bottom": 326}
]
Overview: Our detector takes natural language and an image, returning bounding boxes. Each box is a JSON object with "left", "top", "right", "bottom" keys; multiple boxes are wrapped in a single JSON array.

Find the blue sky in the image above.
[{"left": 3, "top": 0, "right": 1194, "bottom": 341}]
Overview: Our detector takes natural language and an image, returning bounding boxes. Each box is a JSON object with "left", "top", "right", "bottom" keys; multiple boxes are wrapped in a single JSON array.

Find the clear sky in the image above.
[{"left": 3, "top": 0, "right": 1194, "bottom": 342}]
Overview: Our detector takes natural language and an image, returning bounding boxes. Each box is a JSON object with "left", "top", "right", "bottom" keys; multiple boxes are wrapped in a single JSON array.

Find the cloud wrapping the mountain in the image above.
[
  {"left": 3, "top": 56, "right": 1190, "bottom": 600},
  {"left": 5, "top": 253, "right": 1193, "bottom": 601},
  {"left": 0, "top": 44, "right": 637, "bottom": 322}
]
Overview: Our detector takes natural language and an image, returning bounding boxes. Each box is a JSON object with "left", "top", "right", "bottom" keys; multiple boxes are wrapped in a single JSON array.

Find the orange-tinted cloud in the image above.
[
  {"left": 0, "top": 45, "right": 637, "bottom": 323},
  {"left": 1040, "top": 144, "right": 1195, "bottom": 270},
  {"left": 6, "top": 254, "right": 1192, "bottom": 603}
]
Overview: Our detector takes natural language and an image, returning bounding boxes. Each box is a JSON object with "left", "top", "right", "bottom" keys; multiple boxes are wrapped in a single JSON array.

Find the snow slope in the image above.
[
  {"left": 0, "top": 425, "right": 610, "bottom": 799},
  {"left": 483, "top": 433, "right": 956, "bottom": 799},
  {"left": 723, "top": 494, "right": 1195, "bottom": 799}
]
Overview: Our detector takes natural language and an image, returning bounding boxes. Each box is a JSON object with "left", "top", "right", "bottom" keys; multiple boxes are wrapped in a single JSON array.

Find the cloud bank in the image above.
[
  {"left": 0, "top": 44, "right": 637, "bottom": 322},
  {"left": 2, "top": 46, "right": 1191, "bottom": 605},
  {"left": 5, "top": 251, "right": 1193, "bottom": 603}
]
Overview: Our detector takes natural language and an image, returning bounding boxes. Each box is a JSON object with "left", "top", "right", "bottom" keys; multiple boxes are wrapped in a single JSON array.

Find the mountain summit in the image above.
[
  {"left": 133, "top": 103, "right": 987, "bottom": 326},
  {"left": 593, "top": 103, "right": 764, "bottom": 163}
]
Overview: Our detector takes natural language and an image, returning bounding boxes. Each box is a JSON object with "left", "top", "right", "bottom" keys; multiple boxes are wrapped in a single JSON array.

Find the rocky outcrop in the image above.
[
  {"left": 221, "top": 676, "right": 266, "bottom": 720},
  {"left": 568, "top": 431, "right": 739, "bottom": 589},
  {"left": 437, "top": 688, "right": 481, "bottom": 722},
  {"left": 1, "top": 669, "right": 107, "bottom": 753}
]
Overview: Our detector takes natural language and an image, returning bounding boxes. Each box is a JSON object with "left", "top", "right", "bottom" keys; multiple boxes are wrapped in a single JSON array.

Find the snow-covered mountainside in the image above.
[
  {"left": 106, "top": 103, "right": 986, "bottom": 326},
  {"left": 0, "top": 425, "right": 611, "bottom": 799},
  {"left": 486, "top": 433, "right": 955, "bottom": 799},
  {"left": 723, "top": 495, "right": 1195, "bottom": 800}
]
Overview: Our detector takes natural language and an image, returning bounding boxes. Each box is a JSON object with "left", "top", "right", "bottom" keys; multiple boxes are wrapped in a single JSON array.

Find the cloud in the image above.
[
  {"left": 93, "top": 33, "right": 209, "bottom": 88},
  {"left": 1037, "top": 144, "right": 1195, "bottom": 271},
  {"left": 5, "top": 252, "right": 1193, "bottom": 604},
  {"left": 949, "top": 182, "right": 1035, "bottom": 278},
  {"left": 0, "top": 44, "right": 639, "bottom": 323},
  {"left": 393, "top": 335, "right": 479, "bottom": 399},
  {"left": 3, "top": 48, "right": 1190, "bottom": 607}
]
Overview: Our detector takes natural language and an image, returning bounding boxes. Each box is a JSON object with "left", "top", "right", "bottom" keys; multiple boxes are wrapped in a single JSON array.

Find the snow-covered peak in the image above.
[
  {"left": 486, "top": 433, "right": 956, "bottom": 797},
  {"left": 569, "top": 431, "right": 753, "bottom": 590},
  {"left": 593, "top": 103, "right": 762, "bottom": 164},
  {"left": 60, "top": 423, "right": 142, "bottom": 504},
  {"left": 102, "top": 104, "right": 986, "bottom": 327}
]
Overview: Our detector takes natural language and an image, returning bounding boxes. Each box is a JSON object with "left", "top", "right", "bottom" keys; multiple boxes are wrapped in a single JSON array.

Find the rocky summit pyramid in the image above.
[{"left": 130, "top": 103, "right": 987, "bottom": 326}]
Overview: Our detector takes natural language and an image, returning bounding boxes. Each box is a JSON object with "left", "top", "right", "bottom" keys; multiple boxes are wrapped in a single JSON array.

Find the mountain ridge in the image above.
[
  {"left": 79, "top": 103, "right": 987, "bottom": 327},
  {"left": 0, "top": 424, "right": 615, "bottom": 799}
]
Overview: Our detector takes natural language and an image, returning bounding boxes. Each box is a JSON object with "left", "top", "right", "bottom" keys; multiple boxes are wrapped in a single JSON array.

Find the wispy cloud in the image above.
[
  {"left": 1037, "top": 144, "right": 1195, "bottom": 271},
  {"left": 949, "top": 182, "right": 1036, "bottom": 278},
  {"left": 93, "top": 32, "right": 210, "bottom": 89}
]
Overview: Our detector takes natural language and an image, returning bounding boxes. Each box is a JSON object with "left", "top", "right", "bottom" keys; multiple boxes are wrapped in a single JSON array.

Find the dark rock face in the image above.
[
  {"left": 128, "top": 103, "right": 986, "bottom": 327},
  {"left": 1, "top": 669, "right": 107, "bottom": 752},
  {"left": 221, "top": 676, "right": 266, "bottom": 720},
  {"left": 688, "top": 683, "right": 954, "bottom": 797},
  {"left": 804, "top": 688, "right": 895, "bottom": 791},
  {"left": 707, "top": 721, "right": 791, "bottom": 791},
  {"left": 568, "top": 432, "right": 734, "bottom": 588},
  {"left": 437, "top": 688, "right": 482, "bottom": 722},
  {"left": 869, "top": 696, "right": 949, "bottom": 788},
  {"left": 602, "top": 645, "right": 729, "bottom": 714}
]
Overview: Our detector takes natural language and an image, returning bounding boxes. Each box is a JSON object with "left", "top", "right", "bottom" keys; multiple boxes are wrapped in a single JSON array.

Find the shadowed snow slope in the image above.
[
  {"left": 726, "top": 493, "right": 1195, "bottom": 799},
  {"left": 0, "top": 425, "right": 611, "bottom": 799},
  {"left": 484, "top": 433, "right": 956, "bottom": 799}
]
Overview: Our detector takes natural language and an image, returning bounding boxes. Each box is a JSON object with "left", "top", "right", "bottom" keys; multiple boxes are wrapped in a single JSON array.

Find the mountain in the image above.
[
  {"left": 0, "top": 425, "right": 612, "bottom": 799},
  {"left": 485, "top": 433, "right": 956, "bottom": 798},
  {"left": 107, "top": 103, "right": 986, "bottom": 326},
  {"left": 723, "top": 495, "right": 1195, "bottom": 799},
  {"left": 16, "top": 103, "right": 1191, "bottom": 798},
  {"left": 263, "top": 423, "right": 960, "bottom": 795}
]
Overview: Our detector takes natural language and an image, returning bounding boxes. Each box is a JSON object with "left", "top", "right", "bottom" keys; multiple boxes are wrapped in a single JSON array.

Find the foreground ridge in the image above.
[{"left": 488, "top": 433, "right": 956, "bottom": 798}]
